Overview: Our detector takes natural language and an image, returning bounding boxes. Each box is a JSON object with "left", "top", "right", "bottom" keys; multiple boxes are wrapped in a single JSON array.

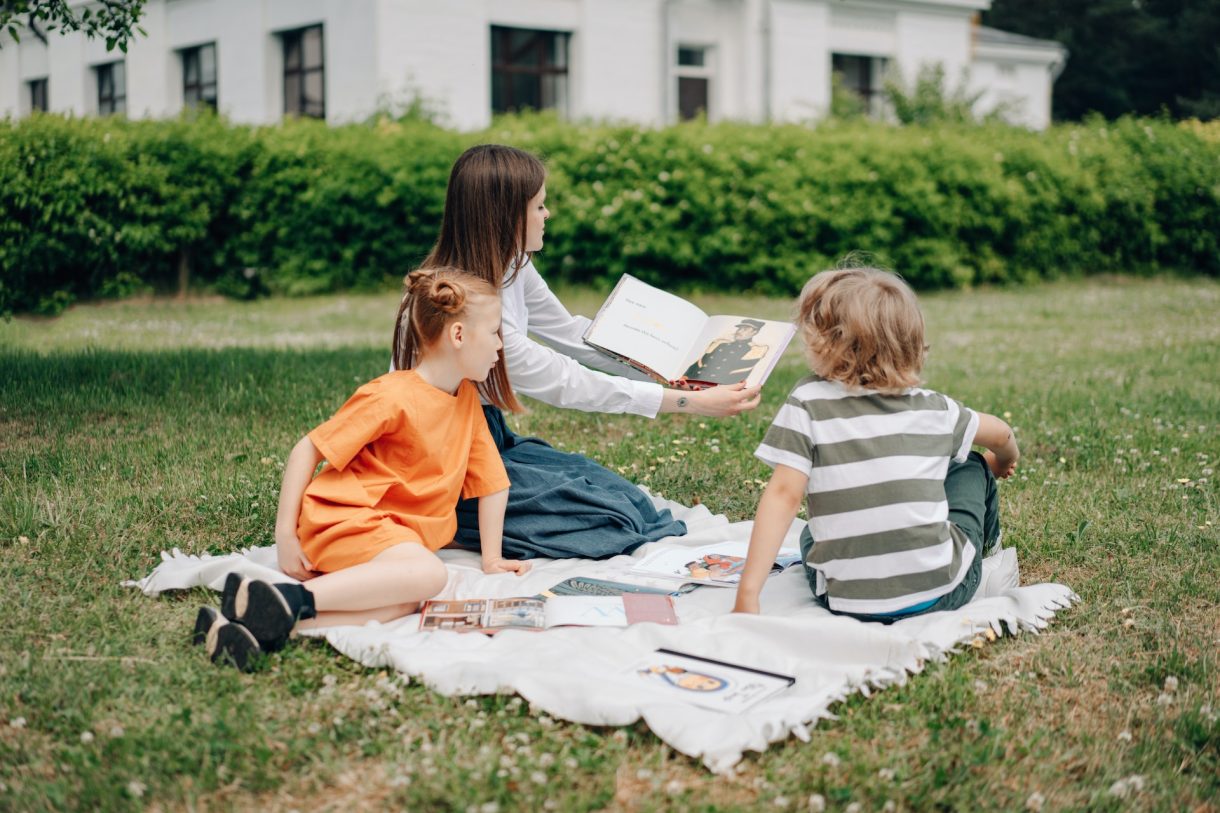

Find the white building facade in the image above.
[{"left": 0, "top": 0, "right": 1066, "bottom": 130}]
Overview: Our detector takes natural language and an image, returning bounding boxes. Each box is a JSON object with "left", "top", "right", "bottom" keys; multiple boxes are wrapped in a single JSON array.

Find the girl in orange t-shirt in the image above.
[{"left": 195, "top": 268, "right": 531, "bottom": 671}]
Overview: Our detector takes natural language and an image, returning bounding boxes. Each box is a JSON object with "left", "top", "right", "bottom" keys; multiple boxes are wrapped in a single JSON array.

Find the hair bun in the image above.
[{"left": 429, "top": 279, "right": 466, "bottom": 314}]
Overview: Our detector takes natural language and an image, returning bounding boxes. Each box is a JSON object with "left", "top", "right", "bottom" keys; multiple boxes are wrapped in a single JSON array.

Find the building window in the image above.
[
  {"left": 675, "top": 45, "right": 713, "bottom": 121},
  {"left": 831, "top": 53, "right": 887, "bottom": 117},
  {"left": 29, "top": 78, "right": 48, "bottom": 112},
  {"left": 282, "top": 25, "right": 324, "bottom": 118},
  {"left": 182, "top": 43, "right": 218, "bottom": 111},
  {"left": 96, "top": 61, "right": 126, "bottom": 115},
  {"left": 490, "top": 26, "right": 569, "bottom": 115}
]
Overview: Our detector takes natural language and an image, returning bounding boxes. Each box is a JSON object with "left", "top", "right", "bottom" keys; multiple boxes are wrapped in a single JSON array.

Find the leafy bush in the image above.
[{"left": 1, "top": 112, "right": 1217, "bottom": 314}]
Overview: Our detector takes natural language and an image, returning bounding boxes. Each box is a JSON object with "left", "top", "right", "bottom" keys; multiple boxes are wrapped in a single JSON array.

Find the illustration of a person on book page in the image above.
[
  {"left": 639, "top": 665, "right": 728, "bottom": 692},
  {"left": 683, "top": 319, "right": 769, "bottom": 384}
]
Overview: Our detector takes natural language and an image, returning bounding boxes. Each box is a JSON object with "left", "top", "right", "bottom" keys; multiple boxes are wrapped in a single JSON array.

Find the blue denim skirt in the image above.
[{"left": 454, "top": 407, "right": 688, "bottom": 559}]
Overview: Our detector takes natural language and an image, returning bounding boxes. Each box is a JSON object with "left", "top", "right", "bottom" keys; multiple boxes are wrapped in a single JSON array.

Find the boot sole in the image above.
[
  {"left": 232, "top": 579, "right": 295, "bottom": 652},
  {"left": 206, "top": 619, "right": 262, "bottom": 672}
]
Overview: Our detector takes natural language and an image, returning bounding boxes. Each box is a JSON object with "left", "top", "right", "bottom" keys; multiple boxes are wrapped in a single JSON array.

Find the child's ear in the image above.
[{"left": 448, "top": 320, "right": 465, "bottom": 348}]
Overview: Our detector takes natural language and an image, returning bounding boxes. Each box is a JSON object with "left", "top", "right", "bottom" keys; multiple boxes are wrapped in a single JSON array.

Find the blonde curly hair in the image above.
[{"left": 795, "top": 267, "right": 927, "bottom": 393}]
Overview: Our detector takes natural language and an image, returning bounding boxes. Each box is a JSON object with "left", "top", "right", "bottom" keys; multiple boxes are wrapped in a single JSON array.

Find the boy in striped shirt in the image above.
[{"left": 733, "top": 268, "right": 1019, "bottom": 621}]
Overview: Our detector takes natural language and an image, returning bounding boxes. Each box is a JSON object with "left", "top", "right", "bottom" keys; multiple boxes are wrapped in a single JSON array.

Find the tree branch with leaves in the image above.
[{"left": 1, "top": 0, "right": 147, "bottom": 53}]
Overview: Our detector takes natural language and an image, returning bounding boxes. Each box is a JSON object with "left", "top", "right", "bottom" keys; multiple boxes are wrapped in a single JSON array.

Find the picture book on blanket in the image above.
[
  {"left": 626, "top": 649, "right": 796, "bottom": 713},
  {"left": 582, "top": 274, "right": 797, "bottom": 389},
  {"left": 629, "top": 540, "right": 802, "bottom": 587},
  {"left": 419, "top": 594, "right": 677, "bottom": 634}
]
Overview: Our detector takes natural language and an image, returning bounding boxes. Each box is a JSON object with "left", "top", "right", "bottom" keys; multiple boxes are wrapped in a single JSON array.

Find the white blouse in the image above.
[{"left": 500, "top": 259, "right": 664, "bottom": 417}]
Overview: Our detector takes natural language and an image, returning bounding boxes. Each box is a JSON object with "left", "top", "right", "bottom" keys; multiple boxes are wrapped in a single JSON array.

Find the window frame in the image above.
[
  {"left": 28, "top": 77, "right": 48, "bottom": 113},
  {"left": 181, "top": 42, "right": 218, "bottom": 111},
  {"left": 489, "top": 25, "right": 571, "bottom": 116},
  {"left": 673, "top": 43, "right": 714, "bottom": 122},
  {"left": 281, "top": 24, "right": 325, "bottom": 119},
  {"left": 95, "top": 61, "right": 126, "bottom": 116},
  {"left": 830, "top": 52, "right": 889, "bottom": 118}
]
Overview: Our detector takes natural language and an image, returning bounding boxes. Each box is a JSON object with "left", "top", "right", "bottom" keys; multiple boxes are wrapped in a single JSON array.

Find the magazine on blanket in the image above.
[
  {"left": 628, "top": 540, "right": 803, "bottom": 587},
  {"left": 582, "top": 274, "right": 797, "bottom": 389},
  {"left": 539, "top": 576, "right": 698, "bottom": 599},
  {"left": 419, "top": 594, "right": 677, "bottom": 634},
  {"left": 626, "top": 648, "right": 796, "bottom": 713}
]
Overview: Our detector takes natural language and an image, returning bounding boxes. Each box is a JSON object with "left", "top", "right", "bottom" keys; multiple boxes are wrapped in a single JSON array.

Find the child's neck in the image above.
[{"left": 412, "top": 356, "right": 464, "bottom": 395}]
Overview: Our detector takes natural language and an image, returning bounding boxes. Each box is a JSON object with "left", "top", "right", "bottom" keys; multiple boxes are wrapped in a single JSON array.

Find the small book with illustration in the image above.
[
  {"left": 582, "top": 273, "right": 796, "bottom": 389},
  {"left": 628, "top": 540, "right": 802, "bottom": 587},
  {"left": 626, "top": 648, "right": 796, "bottom": 713},
  {"left": 419, "top": 594, "right": 677, "bottom": 634}
]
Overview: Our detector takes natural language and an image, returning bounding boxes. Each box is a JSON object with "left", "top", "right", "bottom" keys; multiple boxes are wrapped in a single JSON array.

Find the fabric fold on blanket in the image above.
[{"left": 128, "top": 493, "right": 1076, "bottom": 773}]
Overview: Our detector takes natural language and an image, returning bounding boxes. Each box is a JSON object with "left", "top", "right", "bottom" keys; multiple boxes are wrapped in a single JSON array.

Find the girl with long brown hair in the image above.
[
  {"left": 197, "top": 269, "right": 530, "bottom": 671},
  {"left": 405, "top": 144, "right": 761, "bottom": 561}
]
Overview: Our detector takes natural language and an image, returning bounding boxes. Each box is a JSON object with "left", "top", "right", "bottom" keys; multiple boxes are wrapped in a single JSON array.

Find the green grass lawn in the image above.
[{"left": 1, "top": 277, "right": 1217, "bottom": 812}]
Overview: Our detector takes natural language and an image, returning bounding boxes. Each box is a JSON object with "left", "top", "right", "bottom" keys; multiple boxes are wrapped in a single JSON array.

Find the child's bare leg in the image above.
[
  {"left": 295, "top": 603, "right": 420, "bottom": 632},
  {"left": 303, "top": 542, "right": 447, "bottom": 621}
]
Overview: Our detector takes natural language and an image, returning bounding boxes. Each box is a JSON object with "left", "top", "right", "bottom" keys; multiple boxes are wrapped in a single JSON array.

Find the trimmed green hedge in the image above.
[{"left": 2, "top": 112, "right": 1217, "bottom": 314}]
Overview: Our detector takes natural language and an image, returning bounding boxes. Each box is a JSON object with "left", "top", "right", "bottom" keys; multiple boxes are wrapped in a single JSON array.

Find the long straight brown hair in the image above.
[
  {"left": 391, "top": 267, "right": 522, "bottom": 412},
  {"left": 420, "top": 144, "right": 547, "bottom": 289}
]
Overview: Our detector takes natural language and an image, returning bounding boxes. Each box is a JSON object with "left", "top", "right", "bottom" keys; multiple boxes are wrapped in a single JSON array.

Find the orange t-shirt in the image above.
[{"left": 297, "top": 370, "right": 509, "bottom": 572}]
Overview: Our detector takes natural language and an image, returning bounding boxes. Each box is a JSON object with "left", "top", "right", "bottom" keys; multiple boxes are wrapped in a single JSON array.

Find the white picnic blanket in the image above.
[{"left": 127, "top": 494, "right": 1076, "bottom": 773}]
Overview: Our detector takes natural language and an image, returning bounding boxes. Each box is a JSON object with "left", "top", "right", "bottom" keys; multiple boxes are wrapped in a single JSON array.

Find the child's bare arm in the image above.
[
  {"left": 478, "top": 488, "right": 530, "bottom": 575},
  {"left": 275, "top": 435, "right": 324, "bottom": 580},
  {"left": 974, "top": 412, "right": 1020, "bottom": 479},
  {"left": 733, "top": 465, "right": 809, "bottom": 614}
]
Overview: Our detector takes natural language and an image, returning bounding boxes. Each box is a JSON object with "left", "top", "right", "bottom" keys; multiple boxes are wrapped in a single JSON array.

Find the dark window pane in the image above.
[
  {"left": 114, "top": 62, "right": 126, "bottom": 96},
  {"left": 490, "top": 26, "right": 568, "bottom": 115},
  {"left": 284, "top": 33, "right": 301, "bottom": 70},
  {"left": 184, "top": 50, "right": 199, "bottom": 84},
  {"left": 678, "top": 76, "right": 708, "bottom": 120},
  {"left": 303, "top": 26, "right": 323, "bottom": 69},
  {"left": 99, "top": 66, "right": 113, "bottom": 98},
  {"left": 201, "top": 44, "right": 216, "bottom": 83},
  {"left": 303, "top": 71, "right": 323, "bottom": 109},
  {"left": 284, "top": 73, "right": 301, "bottom": 114},
  {"left": 677, "top": 47, "right": 705, "bottom": 67},
  {"left": 30, "top": 78, "right": 48, "bottom": 111}
]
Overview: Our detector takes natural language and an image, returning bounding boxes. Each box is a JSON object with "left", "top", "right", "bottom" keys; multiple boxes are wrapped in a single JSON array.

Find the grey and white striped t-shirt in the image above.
[{"left": 755, "top": 374, "right": 980, "bottom": 615}]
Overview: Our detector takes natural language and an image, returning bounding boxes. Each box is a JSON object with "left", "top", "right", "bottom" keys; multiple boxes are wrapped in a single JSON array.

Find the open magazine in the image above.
[
  {"left": 419, "top": 594, "right": 677, "bottom": 634},
  {"left": 583, "top": 274, "right": 796, "bottom": 389},
  {"left": 629, "top": 540, "right": 803, "bottom": 587},
  {"left": 625, "top": 648, "right": 796, "bottom": 713}
]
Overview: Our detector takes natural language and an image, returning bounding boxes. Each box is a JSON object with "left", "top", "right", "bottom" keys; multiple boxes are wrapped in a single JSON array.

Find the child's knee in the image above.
[{"left": 415, "top": 555, "right": 449, "bottom": 596}]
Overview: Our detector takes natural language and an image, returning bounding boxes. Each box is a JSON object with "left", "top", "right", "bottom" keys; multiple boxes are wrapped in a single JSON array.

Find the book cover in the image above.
[
  {"left": 626, "top": 648, "right": 796, "bottom": 713},
  {"left": 582, "top": 274, "right": 796, "bottom": 389},
  {"left": 629, "top": 540, "right": 802, "bottom": 587}
]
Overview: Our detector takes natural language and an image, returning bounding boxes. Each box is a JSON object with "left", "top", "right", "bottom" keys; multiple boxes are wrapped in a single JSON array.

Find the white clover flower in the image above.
[
  {"left": 108, "top": 725, "right": 124, "bottom": 739},
  {"left": 1117, "top": 730, "right": 1132, "bottom": 742},
  {"left": 1109, "top": 775, "right": 1145, "bottom": 798},
  {"left": 480, "top": 802, "right": 500, "bottom": 813},
  {"left": 1163, "top": 676, "right": 1179, "bottom": 692},
  {"left": 539, "top": 753, "right": 555, "bottom": 767},
  {"left": 878, "top": 767, "right": 896, "bottom": 781},
  {"left": 10, "top": 717, "right": 26, "bottom": 729},
  {"left": 636, "top": 768, "right": 653, "bottom": 780},
  {"left": 807, "top": 793, "right": 826, "bottom": 812},
  {"left": 125, "top": 781, "right": 146, "bottom": 799},
  {"left": 773, "top": 796, "right": 790, "bottom": 808},
  {"left": 1156, "top": 693, "right": 1174, "bottom": 707},
  {"left": 80, "top": 731, "right": 94, "bottom": 744},
  {"left": 531, "top": 771, "right": 547, "bottom": 785},
  {"left": 845, "top": 803, "right": 862, "bottom": 813},
  {"left": 665, "top": 779, "right": 685, "bottom": 795},
  {"left": 1025, "top": 791, "right": 1045, "bottom": 811},
  {"left": 820, "top": 752, "right": 841, "bottom": 768},
  {"left": 882, "top": 801, "right": 897, "bottom": 813}
]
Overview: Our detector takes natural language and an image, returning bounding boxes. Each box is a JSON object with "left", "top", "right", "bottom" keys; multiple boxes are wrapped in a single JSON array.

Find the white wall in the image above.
[{"left": 769, "top": 0, "right": 831, "bottom": 122}]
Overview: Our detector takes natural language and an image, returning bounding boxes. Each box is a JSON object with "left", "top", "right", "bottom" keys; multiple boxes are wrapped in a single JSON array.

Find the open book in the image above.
[
  {"left": 629, "top": 540, "right": 803, "bottom": 587},
  {"left": 626, "top": 648, "right": 796, "bottom": 713},
  {"left": 583, "top": 274, "right": 796, "bottom": 389},
  {"left": 418, "top": 594, "right": 677, "bottom": 634}
]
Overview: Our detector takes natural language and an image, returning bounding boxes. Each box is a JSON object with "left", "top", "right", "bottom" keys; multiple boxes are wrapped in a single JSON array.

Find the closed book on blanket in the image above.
[
  {"left": 583, "top": 273, "right": 796, "bottom": 390},
  {"left": 627, "top": 648, "right": 796, "bottom": 713},
  {"left": 419, "top": 594, "right": 677, "bottom": 634}
]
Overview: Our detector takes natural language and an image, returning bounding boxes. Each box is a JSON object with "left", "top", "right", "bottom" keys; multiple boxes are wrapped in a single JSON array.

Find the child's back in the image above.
[{"left": 757, "top": 374, "right": 979, "bottom": 616}]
